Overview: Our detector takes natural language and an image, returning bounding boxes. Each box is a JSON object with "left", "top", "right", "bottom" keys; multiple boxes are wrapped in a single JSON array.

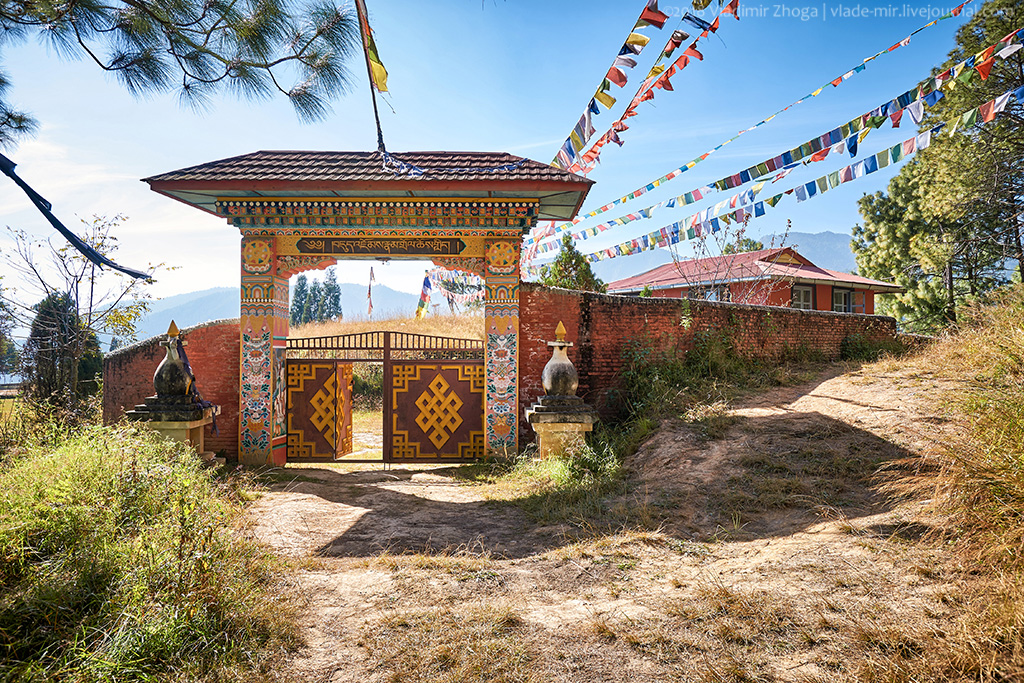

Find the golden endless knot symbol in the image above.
[
  {"left": 415, "top": 374, "right": 464, "bottom": 449},
  {"left": 309, "top": 373, "right": 337, "bottom": 448}
]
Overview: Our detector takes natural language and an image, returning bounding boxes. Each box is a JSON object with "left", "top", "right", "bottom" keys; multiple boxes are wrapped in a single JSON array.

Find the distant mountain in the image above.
[
  {"left": 586, "top": 230, "right": 858, "bottom": 287},
  {"left": 591, "top": 248, "right": 674, "bottom": 285},
  {"left": 132, "top": 283, "right": 420, "bottom": 343},
  {"left": 771, "top": 231, "right": 858, "bottom": 274}
]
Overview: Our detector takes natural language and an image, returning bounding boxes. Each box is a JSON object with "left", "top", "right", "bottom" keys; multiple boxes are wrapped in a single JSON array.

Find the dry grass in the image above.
[
  {"left": 358, "top": 603, "right": 536, "bottom": 683},
  {"left": 292, "top": 311, "right": 484, "bottom": 340}
]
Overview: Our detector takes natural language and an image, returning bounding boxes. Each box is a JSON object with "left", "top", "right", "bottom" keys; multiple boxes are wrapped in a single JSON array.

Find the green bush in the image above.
[
  {"left": 352, "top": 362, "right": 383, "bottom": 409},
  {"left": 0, "top": 422, "right": 295, "bottom": 681},
  {"left": 840, "top": 333, "right": 906, "bottom": 361}
]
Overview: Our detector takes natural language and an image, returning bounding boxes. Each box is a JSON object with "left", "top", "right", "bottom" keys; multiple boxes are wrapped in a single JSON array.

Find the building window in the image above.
[
  {"left": 690, "top": 285, "right": 730, "bottom": 302},
  {"left": 792, "top": 285, "right": 813, "bottom": 310},
  {"left": 832, "top": 288, "right": 853, "bottom": 313}
]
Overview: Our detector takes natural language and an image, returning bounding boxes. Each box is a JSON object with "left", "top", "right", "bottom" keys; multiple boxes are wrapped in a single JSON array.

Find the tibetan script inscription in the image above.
[{"left": 294, "top": 237, "right": 468, "bottom": 257}]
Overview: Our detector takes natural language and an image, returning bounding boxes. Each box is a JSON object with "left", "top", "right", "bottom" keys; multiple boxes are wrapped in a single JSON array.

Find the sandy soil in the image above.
[{"left": 242, "top": 360, "right": 962, "bottom": 682}]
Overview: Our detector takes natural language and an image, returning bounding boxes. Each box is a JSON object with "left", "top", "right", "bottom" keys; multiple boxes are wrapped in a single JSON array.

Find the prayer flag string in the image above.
[
  {"left": 551, "top": 1, "right": 671, "bottom": 170},
  {"left": 524, "top": 26, "right": 1023, "bottom": 257},
  {"left": 523, "top": 84, "right": 1024, "bottom": 275},
  {"left": 568, "top": 0, "right": 741, "bottom": 176},
  {"left": 526, "top": 0, "right": 975, "bottom": 249}
]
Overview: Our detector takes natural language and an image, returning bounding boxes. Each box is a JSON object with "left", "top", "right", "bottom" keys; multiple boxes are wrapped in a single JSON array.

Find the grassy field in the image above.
[{"left": 292, "top": 310, "right": 484, "bottom": 340}]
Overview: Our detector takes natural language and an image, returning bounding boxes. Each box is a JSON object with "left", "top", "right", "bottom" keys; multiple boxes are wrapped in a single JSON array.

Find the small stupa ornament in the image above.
[
  {"left": 542, "top": 321, "right": 578, "bottom": 397},
  {"left": 125, "top": 320, "right": 221, "bottom": 463},
  {"left": 154, "top": 320, "right": 195, "bottom": 398},
  {"left": 525, "top": 321, "right": 598, "bottom": 457}
]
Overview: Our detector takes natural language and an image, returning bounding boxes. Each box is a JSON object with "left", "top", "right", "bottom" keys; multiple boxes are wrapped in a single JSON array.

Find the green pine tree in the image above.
[
  {"left": 538, "top": 234, "right": 607, "bottom": 293},
  {"left": 291, "top": 274, "right": 309, "bottom": 326},
  {"left": 307, "top": 279, "right": 324, "bottom": 324},
  {"left": 322, "top": 267, "right": 343, "bottom": 321}
]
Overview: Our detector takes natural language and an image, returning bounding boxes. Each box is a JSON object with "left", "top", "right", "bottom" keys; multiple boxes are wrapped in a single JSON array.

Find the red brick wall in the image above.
[
  {"left": 519, "top": 283, "right": 897, "bottom": 438},
  {"left": 103, "top": 319, "right": 240, "bottom": 458}
]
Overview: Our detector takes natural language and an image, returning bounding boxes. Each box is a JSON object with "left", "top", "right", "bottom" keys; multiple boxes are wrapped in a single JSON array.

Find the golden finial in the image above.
[
  {"left": 555, "top": 321, "right": 567, "bottom": 342},
  {"left": 167, "top": 320, "right": 180, "bottom": 337}
]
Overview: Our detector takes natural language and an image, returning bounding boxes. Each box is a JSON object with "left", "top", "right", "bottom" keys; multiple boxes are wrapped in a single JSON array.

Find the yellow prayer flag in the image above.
[
  {"left": 594, "top": 90, "right": 617, "bottom": 109},
  {"left": 858, "top": 128, "right": 871, "bottom": 144},
  {"left": 811, "top": 87, "right": 823, "bottom": 96},
  {"left": 570, "top": 131, "right": 584, "bottom": 153},
  {"left": 625, "top": 32, "right": 651, "bottom": 47},
  {"left": 648, "top": 65, "right": 666, "bottom": 78}
]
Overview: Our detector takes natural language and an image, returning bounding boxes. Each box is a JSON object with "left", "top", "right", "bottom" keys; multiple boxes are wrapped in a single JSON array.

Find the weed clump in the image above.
[{"left": 0, "top": 421, "right": 295, "bottom": 681}]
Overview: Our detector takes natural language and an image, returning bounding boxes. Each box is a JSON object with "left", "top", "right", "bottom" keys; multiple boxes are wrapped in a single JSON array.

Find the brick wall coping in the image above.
[
  {"left": 519, "top": 282, "right": 896, "bottom": 326},
  {"left": 107, "top": 318, "right": 241, "bottom": 361}
]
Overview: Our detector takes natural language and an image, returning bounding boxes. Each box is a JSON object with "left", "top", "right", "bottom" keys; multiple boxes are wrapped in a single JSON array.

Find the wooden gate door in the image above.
[
  {"left": 385, "top": 360, "right": 486, "bottom": 463},
  {"left": 286, "top": 360, "right": 354, "bottom": 461}
]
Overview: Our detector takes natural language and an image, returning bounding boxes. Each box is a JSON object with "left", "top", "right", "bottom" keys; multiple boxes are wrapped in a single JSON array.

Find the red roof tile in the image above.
[
  {"left": 608, "top": 247, "right": 902, "bottom": 293},
  {"left": 143, "top": 150, "right": 591, "bottom": 185}
]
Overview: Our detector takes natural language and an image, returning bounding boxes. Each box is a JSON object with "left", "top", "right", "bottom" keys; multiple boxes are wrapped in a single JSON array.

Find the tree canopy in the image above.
[
  {"left": 0, "top": 0, "right": 361, "bottom": 146},
  {"left": 538, "top": 234, "right": 607, "bottom": 293},
  {"left": 722, "top": 238, "right": 764, "bottom": 255},
  {"left": 853, "top": 0, "right": 1023, "bottom": 331}
]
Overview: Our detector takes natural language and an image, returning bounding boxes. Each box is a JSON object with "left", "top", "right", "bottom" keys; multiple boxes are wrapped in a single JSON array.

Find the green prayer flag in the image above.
[
  {"left": 849, "top": 117, "right": 864, "bottom": 133},
  {"left": 828, "top": 171, "right": 841, "bottom": 188},
  {"left": 869, "top": 116, "right": 887, "bottom": 129},
  {"left": 766, "top": 194, "right": 783, "bottom": 207},
  {"left": 961, "top": 108, "right": 979, "bottom": 127},
  {"left": 756, "top": 162, "right": 770, "bottom": 177},
  {"left": 876, "top": 151, "right": 889, "bottom": 169},
  {"left": 840, "top": 123, "right": 852, "bottom": 138},
  {"left": 890, "top": 143, "right": 904, "bottom": 163},
  {"left": 816, "top": 177, "right": 828, "bottom": 194},
  {"left": 686, "top": 227, "right": 696, "bottom": 240}
]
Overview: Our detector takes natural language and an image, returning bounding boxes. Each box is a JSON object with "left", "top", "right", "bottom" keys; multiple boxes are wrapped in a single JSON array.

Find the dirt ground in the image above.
[{"left": 243, "top": 360, "right": 964, "bottom": 682}]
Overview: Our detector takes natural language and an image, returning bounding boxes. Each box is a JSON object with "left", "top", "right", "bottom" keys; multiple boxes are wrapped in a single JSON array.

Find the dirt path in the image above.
[{"left": 243, "top": 361, "right": 960, "bottom": 682}]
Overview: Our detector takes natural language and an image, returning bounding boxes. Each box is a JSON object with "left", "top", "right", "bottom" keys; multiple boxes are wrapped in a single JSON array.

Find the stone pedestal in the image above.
[{"left": 525, "top": 322, "right": 599, "bottom": 458}]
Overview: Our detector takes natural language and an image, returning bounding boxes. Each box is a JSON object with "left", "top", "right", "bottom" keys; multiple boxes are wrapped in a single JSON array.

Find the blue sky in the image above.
[{"left": 0, "top": 0, "right": 976, "bottom": 304}]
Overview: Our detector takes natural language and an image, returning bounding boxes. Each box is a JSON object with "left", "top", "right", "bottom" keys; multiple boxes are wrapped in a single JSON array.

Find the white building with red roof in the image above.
[{"left": 606, "top": 247, "right": 902, "bottom": 315}]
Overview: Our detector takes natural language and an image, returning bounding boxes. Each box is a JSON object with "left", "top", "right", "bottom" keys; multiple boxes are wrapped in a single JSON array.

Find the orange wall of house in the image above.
[
  {"left": 862, "top": 289, "right": 875, "bottom": 314},
  {"left": 633, "top": 282, "right": 875, "bottom": 314},
  {"left": 815, "top": 284, "right": 831, "bottom": 312}
]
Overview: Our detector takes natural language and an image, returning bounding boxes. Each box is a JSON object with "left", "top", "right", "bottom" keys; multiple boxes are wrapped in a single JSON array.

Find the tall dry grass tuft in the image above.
[
  {"left": 0, "top": 418, "right": 296, "bottom": 681},
  {"left": 915, "top": 286, "right": 1024, "bottom": 570},
  {"left": 863, "top": 284, "right": 1024, "bottom": 681},
  {"left": 292, "top": 311, "right": 485, "bottom": 340}
]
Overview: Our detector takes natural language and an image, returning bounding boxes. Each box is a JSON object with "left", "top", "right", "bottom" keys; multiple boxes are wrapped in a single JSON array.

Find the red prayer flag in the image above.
[
  {"left": 810, "top": 148, "right": 830, "bottom": 162},
  {"left": 975, "top": 58, "right": 995, "bottom": 80},
  {"left": 951, "top": 2, "right": 965, "bottom": 16},
  {"left": 640, "top": 90, "right": 656, "bottom": 102},
  {"left": 723, "top": 0, "right": 740, "bottom": 19},
  {"left": 606, "top": 67, "right": 628, "bottom": 87},
  {"left": 709, "top": 16, "right": 720, "bottom": 32},
  {"left": 684, "top": 43, "right": 704, "bottom": 60},
  {"left": 640, "top": 2, "right": 670, "bottom": 29},
  {"left": 979, "top": 99, "right": 996, "bottom": 122},
  {"left": 890, "top": 109, "right": 904, "bottom": 128}
]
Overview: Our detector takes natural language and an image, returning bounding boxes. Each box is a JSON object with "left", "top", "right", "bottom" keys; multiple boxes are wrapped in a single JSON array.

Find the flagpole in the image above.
[{"left": 355, "top": 0, "right": 387, "bottom": 153}]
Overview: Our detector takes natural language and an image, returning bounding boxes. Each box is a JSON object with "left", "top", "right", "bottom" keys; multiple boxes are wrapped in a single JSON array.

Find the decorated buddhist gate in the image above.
[
  {"left": 286, "top": 331, "right": 485, "bottom": 463},
  {"left": 144, "top": 151, "right": 592, "bottom": 466}
]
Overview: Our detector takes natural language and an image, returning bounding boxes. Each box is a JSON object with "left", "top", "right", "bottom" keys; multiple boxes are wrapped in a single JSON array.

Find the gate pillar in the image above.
[
  {"left": 239, "top": 234, "right": 290, "bottom": 466},
  {"left": 483, "top": 239, "right": 521, "bottom": 457}
]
